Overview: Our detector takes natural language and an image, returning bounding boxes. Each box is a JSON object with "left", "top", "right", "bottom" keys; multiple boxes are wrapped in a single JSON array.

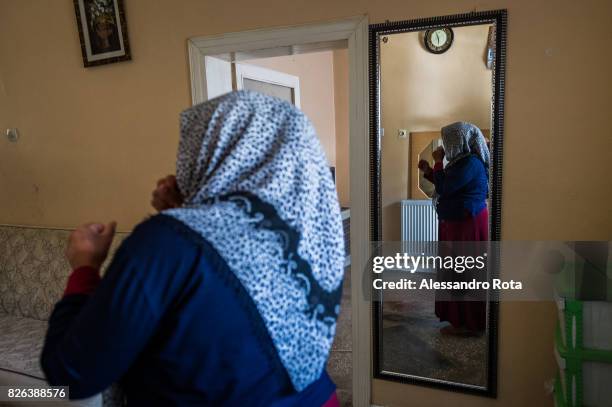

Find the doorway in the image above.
[{"left": 186, "top": 16, "right": 370, "bottom": 407}]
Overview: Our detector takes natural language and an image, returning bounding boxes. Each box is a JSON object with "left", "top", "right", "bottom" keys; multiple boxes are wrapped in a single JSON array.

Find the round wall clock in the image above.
[{"left": 424, "top": 28, "right": 454, "bottom": 54}]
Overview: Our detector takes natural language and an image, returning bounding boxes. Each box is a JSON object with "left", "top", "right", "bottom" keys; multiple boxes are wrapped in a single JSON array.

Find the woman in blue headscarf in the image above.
[
  {"left": 418, "top": 122, "right": 490, "bottom": 335},
  {"left": 41, "top": 91, "right": 344, "bottom": 406}
]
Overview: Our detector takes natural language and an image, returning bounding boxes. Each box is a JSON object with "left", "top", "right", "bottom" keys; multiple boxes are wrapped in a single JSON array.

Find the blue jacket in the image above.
[
  {"left": 433, "top": 154, "right": 488, "bottom": 220},
  {"left": 41, "top": 215, "right": 335, "bottom": 406}
]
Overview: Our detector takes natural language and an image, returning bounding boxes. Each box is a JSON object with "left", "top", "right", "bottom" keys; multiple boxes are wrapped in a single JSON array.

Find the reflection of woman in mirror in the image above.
[{"left": 418, "top": 122, "right": 489, "bottom": 336}]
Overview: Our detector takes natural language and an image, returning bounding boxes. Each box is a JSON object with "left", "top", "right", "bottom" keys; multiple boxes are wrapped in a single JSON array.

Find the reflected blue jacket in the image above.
[{"left": 432, "top": 154, "right": 488, "bottom": 220}]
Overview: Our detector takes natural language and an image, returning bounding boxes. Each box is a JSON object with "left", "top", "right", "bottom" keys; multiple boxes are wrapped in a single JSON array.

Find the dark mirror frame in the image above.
[{"left": 369, "top": 9, "right": 507, "bottom": 398}]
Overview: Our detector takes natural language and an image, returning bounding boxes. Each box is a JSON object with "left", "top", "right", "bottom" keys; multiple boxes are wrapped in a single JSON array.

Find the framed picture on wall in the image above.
[{"left": 73, "top": 0, "right": 131, "bottom": 67}]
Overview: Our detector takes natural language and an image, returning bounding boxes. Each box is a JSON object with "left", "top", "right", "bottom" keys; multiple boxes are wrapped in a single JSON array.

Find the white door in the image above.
[
  {"left": 203, "top": 57, "right": 301, "bottom": 107},
  {"left": 234, "top": 63, "right": 301, "bottom": 107}
]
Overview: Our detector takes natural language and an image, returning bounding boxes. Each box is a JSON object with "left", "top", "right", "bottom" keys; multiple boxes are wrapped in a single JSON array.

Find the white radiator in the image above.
[{"left": 401, "top": 200, "right": 438, "bottom": 256}]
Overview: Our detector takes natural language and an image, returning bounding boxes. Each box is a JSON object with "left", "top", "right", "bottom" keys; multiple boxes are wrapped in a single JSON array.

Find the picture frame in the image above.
[{"left": 73, "top": 0, "right": 131, "bottom": 67}]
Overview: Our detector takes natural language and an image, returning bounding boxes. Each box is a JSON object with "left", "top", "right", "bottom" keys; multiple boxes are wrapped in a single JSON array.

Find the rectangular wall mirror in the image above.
[{"left": 369, "top": 10, "right": 507, "bottom": 397}]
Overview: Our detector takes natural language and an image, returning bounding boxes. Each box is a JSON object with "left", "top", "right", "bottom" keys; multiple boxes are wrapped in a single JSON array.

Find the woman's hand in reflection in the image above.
[
  {"left": 432, "top": 146, "right": 445, "bottom": 163},
  {"left": 65, "top": 222, "right": 117, "bottom": 270},
  {"left": 418, "top": 159, "right": 431, "bottom": 172},
  {"left": 151, "top": 175, "right": 184, "bottom": 212}
]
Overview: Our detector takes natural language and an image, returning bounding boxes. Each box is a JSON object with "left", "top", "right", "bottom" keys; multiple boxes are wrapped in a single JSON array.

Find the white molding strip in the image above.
[
  {"left": 348, "top": 16, "right": 371, "bottom": 407},
  {"left": 187, "top": 16, "right": 365, "bottom": 105}
]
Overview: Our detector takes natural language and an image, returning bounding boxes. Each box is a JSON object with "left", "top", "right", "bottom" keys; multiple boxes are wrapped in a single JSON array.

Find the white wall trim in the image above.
[
  {"left": 188, "top": 16, "right": 364, "bottom": 104},
  {"left": 348, "top": 16, "right": 371, "bottom": 407},
  {"left": 203, "top": 56, "right": 233, "bottom": 100},
  {"left": 187, "top": 16, "right": 371, "bottom": 406}
]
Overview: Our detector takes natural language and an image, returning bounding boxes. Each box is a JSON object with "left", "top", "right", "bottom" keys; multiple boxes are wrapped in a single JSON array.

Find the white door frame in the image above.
[
  {"left": 187, "top": 16, "right": 371, "bottom": 406},
  {"left": 234, "top": 63, "right": 302, "bottom": 108}
]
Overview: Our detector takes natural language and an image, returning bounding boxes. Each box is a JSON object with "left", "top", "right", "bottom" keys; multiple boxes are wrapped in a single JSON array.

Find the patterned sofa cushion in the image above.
[
  {"left": 0, "top": 225, "right": 128, "bottom": 406},
  {"left": 0, "top": 225, "right": 126, "bottom": 320}
]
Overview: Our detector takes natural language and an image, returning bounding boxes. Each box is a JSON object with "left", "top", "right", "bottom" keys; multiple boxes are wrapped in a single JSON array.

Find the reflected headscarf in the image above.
[
  {"left": 164, "top": 91, "right": 344, "bottom": 391},
  {"left": 441, "top": 122, "right": 490, "bottom": 169}
]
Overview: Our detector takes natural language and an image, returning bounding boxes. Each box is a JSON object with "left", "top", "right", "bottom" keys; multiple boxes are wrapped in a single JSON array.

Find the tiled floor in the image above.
[{"left": 380, "top": 299, "right": 487, "bottom": 387}]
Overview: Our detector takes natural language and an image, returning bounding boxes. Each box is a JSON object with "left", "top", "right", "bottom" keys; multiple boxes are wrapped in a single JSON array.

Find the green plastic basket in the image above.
[
  {"left": 554, "top": 373, "right": 567, "bottom": 407},
  {"left": 555, "top": 304, "right": 612, "bottom": 406},
  {"left": 556, "top": 297, "right": 612, "bottom": 362}
]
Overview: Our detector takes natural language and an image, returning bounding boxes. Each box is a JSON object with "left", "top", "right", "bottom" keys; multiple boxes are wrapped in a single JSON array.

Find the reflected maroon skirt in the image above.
[{"left": 435, "top": 207, "right": 488, "bottom": 331}]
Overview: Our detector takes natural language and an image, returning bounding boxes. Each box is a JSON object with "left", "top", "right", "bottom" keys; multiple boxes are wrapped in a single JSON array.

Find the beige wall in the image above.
[
  {"left": 244, "top": 51, "right": 337, "bottom": 166},
  {"left": 1, "top": 0, "right": 612, "bottom": 406},
  {"left": 2, "top": 0, "right": 610, "bottom": 239},
  {"left": 381, "top": 25, "right": 493, "bottom": 241},
  {"left": 333, "top": 49, "right": 350, "bottom": 207}
]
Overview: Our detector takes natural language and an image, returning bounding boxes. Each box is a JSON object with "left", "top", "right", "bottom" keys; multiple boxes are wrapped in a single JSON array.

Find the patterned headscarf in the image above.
[
  {"left": 441, "top": 122, "right": 490, "bottom": 168},
  {"left": 164, "top": 91, "right": 344, "bottom": 391}
]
